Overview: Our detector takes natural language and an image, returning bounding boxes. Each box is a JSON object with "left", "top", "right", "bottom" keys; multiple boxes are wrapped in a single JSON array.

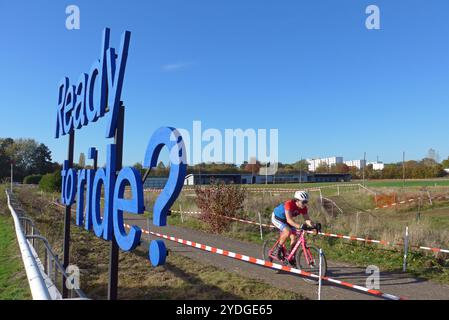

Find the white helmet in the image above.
[{"left": 294, "top": 190, "right": 309, "bottom": 202}]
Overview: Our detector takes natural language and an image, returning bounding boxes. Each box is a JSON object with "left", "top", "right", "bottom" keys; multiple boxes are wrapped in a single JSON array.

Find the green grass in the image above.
[
  {"left": 240, "top": 182, "right": 357, "bottom": 189},
  {"left": 312, "top": 237, "right": 449, "bottom": 283},
  {"left": 0, "top": 186, "right": 31, "bottom": 300},
  {"left": 215, "top": 179, "right": 449, "bottom": 189},
  {"left": 365, "top": 179, "right": 449, "bottom": 188}
]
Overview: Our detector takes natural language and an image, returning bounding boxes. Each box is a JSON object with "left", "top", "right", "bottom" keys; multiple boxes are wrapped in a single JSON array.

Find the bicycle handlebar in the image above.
[{"left": 300, "top": 223, "right": 322, "bottom": 232}]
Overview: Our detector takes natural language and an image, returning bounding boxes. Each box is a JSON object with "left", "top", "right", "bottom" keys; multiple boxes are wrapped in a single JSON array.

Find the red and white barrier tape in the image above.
[
  {"left": 124, "top": 223, "right": 404, "bottom": 300},
  {"left": 51, "top": 201, "right": 403, "bottom": 300},
  {"left": 144, "top": 184, "right": 360, "bottom": 194},
  {"left": 371, "top": 195, "right": 449, "bottom": 211},
  {"left": 170, "top": 209, "right": 449, "bottom": 254}
]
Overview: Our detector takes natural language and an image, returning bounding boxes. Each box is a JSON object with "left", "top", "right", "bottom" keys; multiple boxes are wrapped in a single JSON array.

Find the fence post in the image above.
[
  {"left": 257, "top": 212, "right": 263, "bottom": 241},
  {"left": 48, "top": 252, "right": 53, "bottom": 281},
  {"left": 427, "top": 190, "right": 433, "bottom": 206},
  {"left": 320, "top": 189, "right": 323, "bottom": 206},
  {"left": 318, "top": 248, "right": 323, "bottom": 300},
  {"left": 44, "top": 247, "right": 48, "bottom": 274},
  {"left": 403, "top": 226, "right": 409, "bottom": 272},
  {"left": 31, "top": 225, "right": 35, "bottom": 248},
  {"left": 53, "top": 254, "right": 58, "bottom": 285},
  {"left": 337, "top": 185, "right": 340, "bottom": 196},
  {"left": 179, "top": 204, "right": 184, "bottom": 224}
]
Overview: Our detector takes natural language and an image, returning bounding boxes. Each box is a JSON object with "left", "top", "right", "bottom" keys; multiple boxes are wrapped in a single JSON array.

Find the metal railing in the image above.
[
  {"left": 321, "top": 196, "right": 344, "bottom": 215},
  {"left": 5, "top": 189, "right": 87, "bottom": 300}
]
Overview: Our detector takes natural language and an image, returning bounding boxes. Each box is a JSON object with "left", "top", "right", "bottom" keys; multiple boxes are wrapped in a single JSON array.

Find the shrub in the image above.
[
  {"left": 194, "top": 180, "right": 246, "bottom": 234},
  {"left": 23, "top": 174, "right": 43, "bottom": 185},
  {"left": 39, "top": 171, "right": 62, "bottom": 193}
]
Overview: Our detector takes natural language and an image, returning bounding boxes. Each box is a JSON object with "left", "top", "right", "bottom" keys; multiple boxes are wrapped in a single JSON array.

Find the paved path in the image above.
[{"left": 125, "top": 215, "right": 449, "bottom": 300}]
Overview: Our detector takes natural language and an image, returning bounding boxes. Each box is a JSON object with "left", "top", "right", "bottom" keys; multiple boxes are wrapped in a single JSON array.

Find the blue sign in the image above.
[{"left": 57, "top": 28, "right": 186, "bottom": 266}]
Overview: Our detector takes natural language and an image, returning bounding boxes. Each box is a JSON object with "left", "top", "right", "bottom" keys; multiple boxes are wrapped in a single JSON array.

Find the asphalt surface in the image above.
[{"left": 125, "top": 215, "right": 449, "bottom": 300}]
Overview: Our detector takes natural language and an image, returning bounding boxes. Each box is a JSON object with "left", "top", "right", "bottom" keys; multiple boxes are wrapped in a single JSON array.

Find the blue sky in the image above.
[{"left": 1, "top": 0, "right": 449, "bottom": 166}]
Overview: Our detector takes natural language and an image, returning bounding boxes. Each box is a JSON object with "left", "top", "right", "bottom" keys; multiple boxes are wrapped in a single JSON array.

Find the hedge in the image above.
[
  {"left": 23, "top": 174, "right": 43, "bottom": 185},
  {"left": 39, "top": 171, "right": 61, "bottom": 193}
]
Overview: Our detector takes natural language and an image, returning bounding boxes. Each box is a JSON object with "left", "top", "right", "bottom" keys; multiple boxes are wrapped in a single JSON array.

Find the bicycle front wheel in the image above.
[
  {"left": 262, "top": 237, "right": 279, "bottom": 264},
  {"left": 295, "top": 245, "right": 327, "bottom": 284}
]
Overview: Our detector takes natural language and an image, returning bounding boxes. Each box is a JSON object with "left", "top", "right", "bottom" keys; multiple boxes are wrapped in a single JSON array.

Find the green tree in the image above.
[
  {"left": 0, "top": 138, "right": 54, "bottom": 181},
  {"left": 31, "top": 143, "right": 53, "bottom": 174},
  {"left": 292, "top": 160, "right": 309, "bottom": 173},
  {"left": 315, "top": 163, "right": 329, "bottom": 173},
  {"left": 442, "top": 157, "right": 449, "bottom": 169},
  {"left": 330, "top": 163, "right": 350, "bottom": 174},
  {"left": 39, "top": 171, "right": 62, "bottom": 193},
  {"left": 78, "top": 152, "right": 86, "bottom": 168}
]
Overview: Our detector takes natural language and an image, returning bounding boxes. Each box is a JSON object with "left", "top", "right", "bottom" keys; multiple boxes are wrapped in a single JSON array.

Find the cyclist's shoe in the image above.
[
  {"left": 272, "top": 245, "right": 283, "bottom": 260},
  {"left": 289, "top": 257, "right": 296, "bottom": 266},
  {"left": 283, "top": 259, "right": 291, "bottom": 266}
]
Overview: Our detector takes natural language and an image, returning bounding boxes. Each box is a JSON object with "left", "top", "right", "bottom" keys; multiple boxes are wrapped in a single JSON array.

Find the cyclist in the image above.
[{"left": 271, "top": 191, "right": 317, "bottom": 258}]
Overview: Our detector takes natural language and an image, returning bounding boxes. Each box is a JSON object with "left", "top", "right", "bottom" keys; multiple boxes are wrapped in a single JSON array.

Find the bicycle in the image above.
[{"left": 262, "top": 224, "right": 327, "bottom": 284}]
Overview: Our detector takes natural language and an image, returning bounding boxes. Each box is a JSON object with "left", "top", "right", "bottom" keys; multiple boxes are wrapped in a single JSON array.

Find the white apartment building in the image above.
[
  {"left": 344, "top": 159, "right": 367, "bottom": 169},
  {"left": 367, "top": 161, "right": 385, "bottom": 170},
  {"left": 307, "top": 157, "right": 343, "bottom": 172}
]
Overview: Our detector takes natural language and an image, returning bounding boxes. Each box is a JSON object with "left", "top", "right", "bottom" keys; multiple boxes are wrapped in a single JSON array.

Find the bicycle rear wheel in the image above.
[{"left": 295, "top": 245, "right": 327, "bottom": 284}]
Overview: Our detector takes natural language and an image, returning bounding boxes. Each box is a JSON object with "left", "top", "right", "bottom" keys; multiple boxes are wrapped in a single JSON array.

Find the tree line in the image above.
[
  {"left": 131, "top": 158, "right": 448, "bottom": 180},
  {"left": 3, "top": 136, "right": 448, "bottom": 185},
  {"left": 0, "top": 138, "right": 60, "bottom": 183}
]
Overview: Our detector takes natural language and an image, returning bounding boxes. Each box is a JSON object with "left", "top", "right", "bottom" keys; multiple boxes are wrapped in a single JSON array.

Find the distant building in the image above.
[
  {"left": 184, "top": 172, "right": 350, "bottom": 185},
  {"left": 184, "top": 173, "right": 242, "bottom": 186},
  {"left": 143, "top": 177, "right": 169, "bottom": 189},
  {"left": 307, "top": 157, "right": 343, "bottom": 172},
  {"left": 344, "top": 159, "right": 367, "bottom": 169},
  {"left": 307, "top": 173, "right": 352, "bottom": 183},
  {"left": 243, "top": 173, "right": 308, "bottom": 184},
  {"left": 367, "top": 162, "right": 384, "bottom": 171}
]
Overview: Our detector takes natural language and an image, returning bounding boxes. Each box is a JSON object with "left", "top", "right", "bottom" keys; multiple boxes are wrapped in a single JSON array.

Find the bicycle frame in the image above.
[{"left": 269, "top": 228, "right": 316, "bottom": 266}]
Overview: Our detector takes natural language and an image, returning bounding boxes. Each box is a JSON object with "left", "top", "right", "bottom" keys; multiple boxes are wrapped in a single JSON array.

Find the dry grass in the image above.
[
  {"left": 161, "top": 186, "right": 449, "bottom": 256},
  {"left": 14, "top": 185, "right": 303, "bottom": 300}
]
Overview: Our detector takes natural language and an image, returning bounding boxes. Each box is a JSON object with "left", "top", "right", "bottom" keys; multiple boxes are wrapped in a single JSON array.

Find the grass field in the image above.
[
  {"left": 232, "top": 178, "right": 449, "bottom": 190},
  {"left": 365, "top": 179, "right": 449, "bottom": 188},
  {"left": 0, "top": 185, "right": 31, "bottom": 300}
]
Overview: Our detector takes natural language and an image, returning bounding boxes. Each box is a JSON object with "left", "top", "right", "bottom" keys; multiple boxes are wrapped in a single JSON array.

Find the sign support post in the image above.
[
  {"left": 108, "top": 103, "right": 125, "bottom": 300},
  {"left": 62, "top": 130, "right": 75, "bottom": 298}
]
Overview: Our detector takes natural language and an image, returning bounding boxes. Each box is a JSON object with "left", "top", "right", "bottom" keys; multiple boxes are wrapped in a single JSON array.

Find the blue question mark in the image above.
[{"left": 143, "top": 127, "right": 187, "bottom": 266}]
